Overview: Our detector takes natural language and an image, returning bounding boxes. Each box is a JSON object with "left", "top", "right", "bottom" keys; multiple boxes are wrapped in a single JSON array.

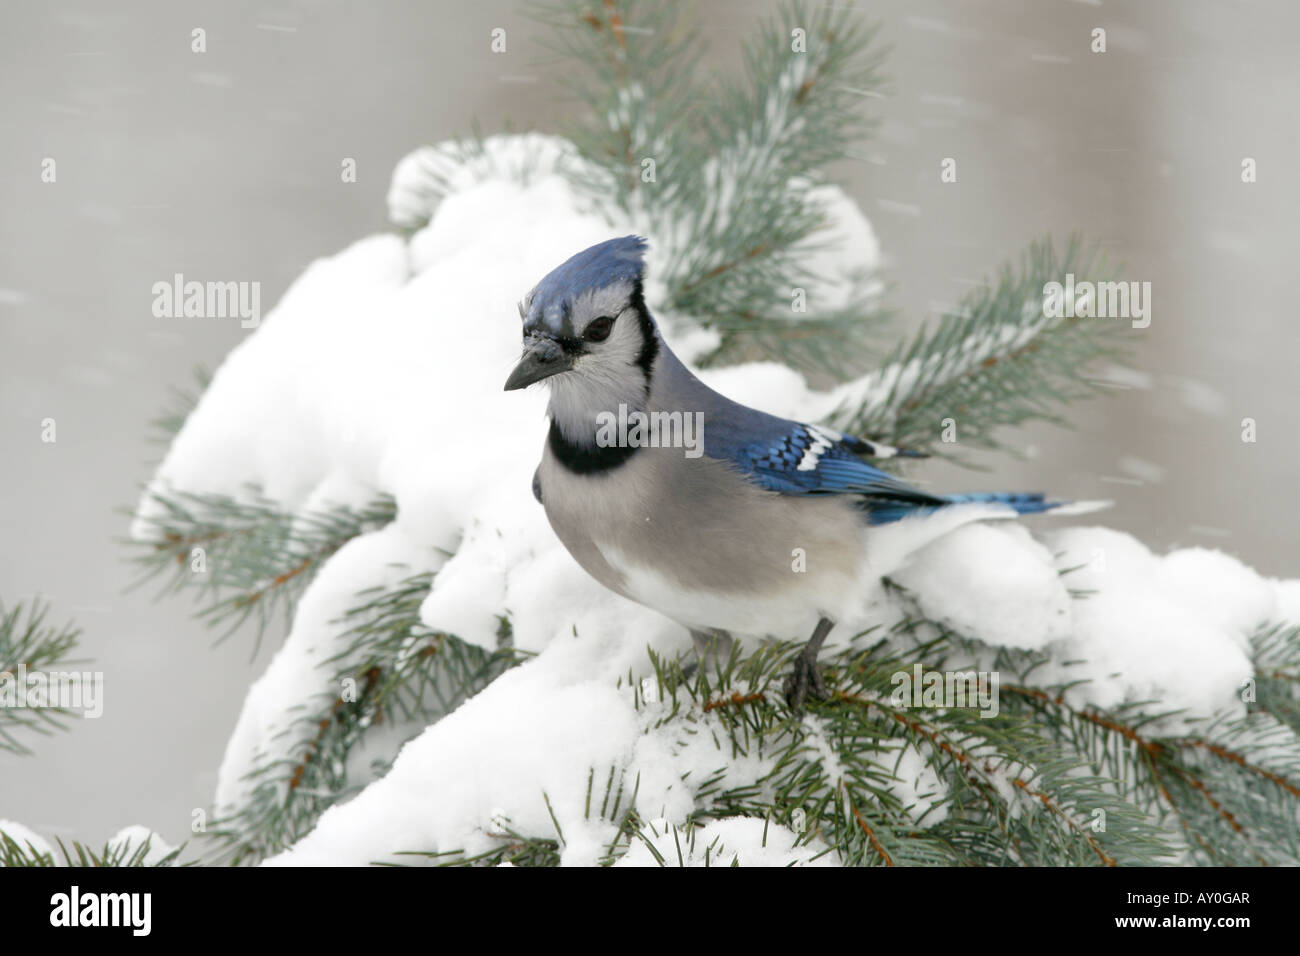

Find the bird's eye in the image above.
[{"left": 584, "top": 316, "right": 615, "bottom": 342}]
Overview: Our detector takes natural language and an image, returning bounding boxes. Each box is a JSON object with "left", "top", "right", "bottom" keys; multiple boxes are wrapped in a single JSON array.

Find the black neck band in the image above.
[{"left": 548, "top": 419, "right": 640, "bottom": 474}]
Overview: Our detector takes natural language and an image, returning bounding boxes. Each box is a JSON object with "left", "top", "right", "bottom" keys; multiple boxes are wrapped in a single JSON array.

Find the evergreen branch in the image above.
[
  {"left": 135, "top": 371, "right": 397, "bottom": 655},
  {"left": 385, "top": 615, "right": 1265, "bottom": 866},
  {"left": 662, "top": 2, "right": 884, "bottom": 295},
  {"left": 877, "top": 592, "right": 1227, "bottom": 863},
  {"left": 997, "top": 681, "right": 1300, "bottom": 865},
  {"left": 147, "top": 364, "right": 211, "bottom": 446},
  {"left": 0, "top": 600, "right": 84, "bottom": 755},
  {"left": 838, "top": 236, "right": 1131, "bottom": 461},
  {"left": 206, "top": 573, "right": 519, "bottom": 865},
  {"left": 999, "top": 686, "right": 1225, "bottom": 860},
  {"left": 0, "top": 830, "right": 184, "bottom": 868},
  {"left": 1010, "top": 777, "right": 1114, "bottom": 866},
  {"left": 647, "top": 638, "right": 1168, "bottom": 866},
  {"left": 389, "top": 129, "right": 571, "bottom": 233},
  {"left": 330, "top": 573, "right": 520, "bottom": 724},
  {"left": 845, "top": 790, "right": 895, "bottom": 866},
  {"left": 536, "top": 0, "right": 891, "bottom": 375},
  {"left": 1250, "top": 622, "right": 1300, "bottom": 735},
  {"left": 128, "top": 487, "right": 397, "bottom": 651},
  {"left": 0, "top": 831, "right": 58, "bottom": 867},
  {"left": 1172, "top": 736, "right": 1300, "bottom": 799},
  {"left": 396, "top": 773, "right": 637, "bottom": 867},
  {"left": 387, "top": 133, "right": 489, "bottom": 233},
  {"left": 660, "top": 3, "right": 889, "bottom": 373},
  {"left": 531, "top": 0, "right": 704, "bottom": 211}
]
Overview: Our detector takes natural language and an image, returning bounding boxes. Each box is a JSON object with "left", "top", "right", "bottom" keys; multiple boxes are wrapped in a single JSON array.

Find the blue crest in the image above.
[{"left": 522, "top": 236, "right": 648, "bottom": 337}]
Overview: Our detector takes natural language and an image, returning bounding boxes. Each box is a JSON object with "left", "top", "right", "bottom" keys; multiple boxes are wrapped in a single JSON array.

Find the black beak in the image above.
[{"left": 504, "top": 334, "right": 574, "bottom": 391}]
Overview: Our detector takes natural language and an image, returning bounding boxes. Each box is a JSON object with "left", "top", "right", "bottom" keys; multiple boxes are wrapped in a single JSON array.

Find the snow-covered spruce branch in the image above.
[
  {"left": 129, "top": 486, "right": 396, "bottom": 649},
  {"left": 0, "top": 600, "right": 82, "bottom": 755},
  {"left": 376, "top": 638, "right": 1171, "bottom": 867},
  {"left": 899, "top": 603, "right": 1300, "bottom": 866},
  {"left": 207, "top": 573, "right": 517, "bottom": 864},
  {"left": 0, "top": 599, "right": 183, "bottom": 863},
  {"left": 836, "top": 236, "right": 1130, "bottom": 460},
  {"left": 0, "top": 828, "right": 181, "bottom": 868}
]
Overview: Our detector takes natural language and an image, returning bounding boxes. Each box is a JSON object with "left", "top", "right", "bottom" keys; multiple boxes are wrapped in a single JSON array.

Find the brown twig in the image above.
[
  {"left": 288, "top": 666, "right": 382, "bottom": 791},
  {"left": 703, "top": 690, "right": 765, "bottom": 713},
  {"left": 1012, "top": 778, "right": 1115, "bottom": 866},
  {"left": 846, "top": 791, "right": 894, "bottom": 865},
  {"left": 1174, "top": 738, "right": 1300, "bottom": 799}
]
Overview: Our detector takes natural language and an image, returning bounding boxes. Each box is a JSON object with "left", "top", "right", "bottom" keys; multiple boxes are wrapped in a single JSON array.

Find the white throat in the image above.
[{"left": 547, "top": 363, "right": 650, "bottom": 446}]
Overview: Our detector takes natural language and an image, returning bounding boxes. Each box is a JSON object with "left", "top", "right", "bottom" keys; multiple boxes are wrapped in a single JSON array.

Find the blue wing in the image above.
[
  {"left": 722, "top": 421, "right": 1065, "bottom": 525},
  {"left": 731, "top": 423, "right": 943, "bottom": 505}
]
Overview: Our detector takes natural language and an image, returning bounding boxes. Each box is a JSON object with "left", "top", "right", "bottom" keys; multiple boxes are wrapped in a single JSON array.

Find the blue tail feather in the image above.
[{"left": 866, "top": 491, "right": 1061, "bottom": 526}]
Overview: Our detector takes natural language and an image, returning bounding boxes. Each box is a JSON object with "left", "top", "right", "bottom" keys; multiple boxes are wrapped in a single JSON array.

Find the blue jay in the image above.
[{"left": 506, "top": 236, "right": 1071, "bottom": 710}]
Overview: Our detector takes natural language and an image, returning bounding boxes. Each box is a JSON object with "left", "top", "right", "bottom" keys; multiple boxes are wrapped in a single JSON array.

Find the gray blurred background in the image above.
[{"left": 2, "top": 0, "right": 1296, "bottom": 851}]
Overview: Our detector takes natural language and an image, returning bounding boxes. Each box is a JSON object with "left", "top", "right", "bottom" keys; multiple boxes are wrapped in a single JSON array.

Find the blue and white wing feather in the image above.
[
  {"left": 736, "top": 424, "right": 935, "bottom": 500},
  {"left": 721, "top": 420, "right": 1063, "bottom": 525}
]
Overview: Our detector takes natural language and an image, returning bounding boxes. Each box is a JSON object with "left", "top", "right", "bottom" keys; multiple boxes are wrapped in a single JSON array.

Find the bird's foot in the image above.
[{"left": 783, "top": 648, "right": 829, "bottom": 714}]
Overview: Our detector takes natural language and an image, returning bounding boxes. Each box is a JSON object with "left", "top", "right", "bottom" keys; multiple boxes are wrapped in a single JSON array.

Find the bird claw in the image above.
[{"left": 784, "top": 651, "right": 829, "bottom": 714}]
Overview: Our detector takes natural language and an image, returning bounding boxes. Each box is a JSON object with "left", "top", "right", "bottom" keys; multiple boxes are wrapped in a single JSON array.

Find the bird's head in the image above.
[{"left": 504, "top": 237, "right": 660, "bottom": 412}]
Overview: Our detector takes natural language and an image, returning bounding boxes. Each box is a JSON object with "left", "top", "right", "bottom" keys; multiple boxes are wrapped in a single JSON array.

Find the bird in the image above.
[{"left": 506, "top": 236, "right": 1075, "bottom": 711}]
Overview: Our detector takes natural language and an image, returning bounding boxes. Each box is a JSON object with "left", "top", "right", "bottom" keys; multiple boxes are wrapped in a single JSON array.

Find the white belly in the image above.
[{"left": 595, "top": 539, "right": 863, "bottom": 638}]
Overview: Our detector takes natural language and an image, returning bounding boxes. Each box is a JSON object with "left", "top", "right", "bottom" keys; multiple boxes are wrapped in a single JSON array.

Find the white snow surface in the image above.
[{"left": 130, "top": 135, "right": 1299, "bottom": 866}]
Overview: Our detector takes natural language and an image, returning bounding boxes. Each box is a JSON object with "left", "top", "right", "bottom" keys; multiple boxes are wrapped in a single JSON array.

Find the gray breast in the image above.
[{"left": 537, "top": 441, "right": 865, "bottom": 607}]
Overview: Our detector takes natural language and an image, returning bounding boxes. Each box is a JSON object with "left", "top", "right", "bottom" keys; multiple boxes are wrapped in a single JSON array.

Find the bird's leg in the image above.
[
  {"left": 784, "top": 617, "right": 834, "bottom": 713},
  {"left": 688, "top": 628, "right": 734, "bottom": 681}
]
